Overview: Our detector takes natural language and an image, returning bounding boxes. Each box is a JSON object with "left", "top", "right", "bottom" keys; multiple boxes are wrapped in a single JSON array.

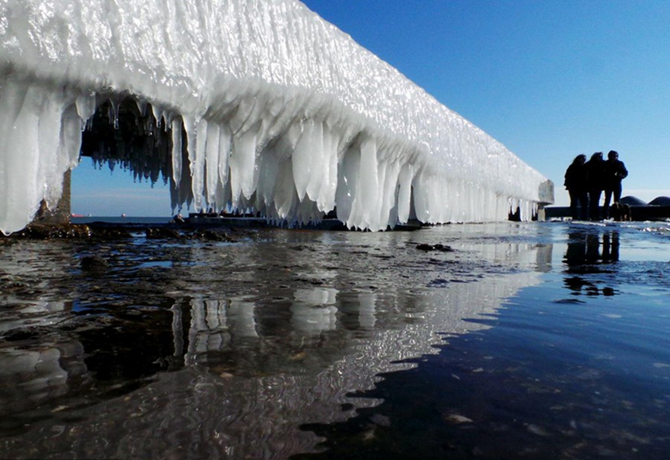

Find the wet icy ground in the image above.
[{"left": 0, "top": 221, "right": 669, "bottom": 459}]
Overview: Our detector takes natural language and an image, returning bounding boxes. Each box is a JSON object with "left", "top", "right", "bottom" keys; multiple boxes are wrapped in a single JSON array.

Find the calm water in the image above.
[
  {"left": 0, "top": 221, "right": 669, "bottom": 459},
  {"left": 71, "top": 216, "right": 174, "bottom": 225}
]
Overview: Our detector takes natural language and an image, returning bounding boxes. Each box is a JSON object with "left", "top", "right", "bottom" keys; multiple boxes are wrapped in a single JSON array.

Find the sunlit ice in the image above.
[{"left": 0, "top": 0, "right": 551, "bottom": 235}]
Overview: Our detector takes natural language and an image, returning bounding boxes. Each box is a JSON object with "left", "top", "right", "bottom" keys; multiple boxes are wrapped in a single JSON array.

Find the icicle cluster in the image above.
[{"left": 0, "top": 0, "right": 551, "bottom": 234}]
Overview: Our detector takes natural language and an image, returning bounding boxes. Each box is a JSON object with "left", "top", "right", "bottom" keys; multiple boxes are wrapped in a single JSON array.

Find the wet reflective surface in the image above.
[{"left": 1, "top": 221, "right": 669, "bottom": 459}]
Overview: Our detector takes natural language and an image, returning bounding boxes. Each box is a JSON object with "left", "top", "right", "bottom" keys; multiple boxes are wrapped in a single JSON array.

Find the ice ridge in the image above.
[{"left": 0, "top": 0, "right": 551, "bottom": 234}]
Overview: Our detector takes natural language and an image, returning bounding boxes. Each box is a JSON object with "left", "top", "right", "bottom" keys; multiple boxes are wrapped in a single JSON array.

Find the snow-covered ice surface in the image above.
[{"left": 0, "top": 0, "right": 551, "bottom": 234}]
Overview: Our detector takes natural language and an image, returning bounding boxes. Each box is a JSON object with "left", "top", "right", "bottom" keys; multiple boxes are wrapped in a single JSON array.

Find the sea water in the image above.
[
  {"left": 0, "top": 221, "right": 668, "bottom": 459},
  {"left": 71, "top": 216, "right": 174, "bottom": 225}
]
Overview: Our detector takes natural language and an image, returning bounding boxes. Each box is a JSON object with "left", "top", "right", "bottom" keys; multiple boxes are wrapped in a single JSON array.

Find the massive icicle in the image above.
[{"left": 0, "top": 0, "right": 552, "bottom": 234}]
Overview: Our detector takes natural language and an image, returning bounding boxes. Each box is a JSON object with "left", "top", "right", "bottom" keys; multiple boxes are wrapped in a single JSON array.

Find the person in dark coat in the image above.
[
  {"left": 585, "top": 152, "right": 605, "bottom": 220},
  {"left": 603, "top": 150, "right": 628, "bottom": 218},
  {"left": 564, "top": 154, "right": 589, "bottom": 220}
]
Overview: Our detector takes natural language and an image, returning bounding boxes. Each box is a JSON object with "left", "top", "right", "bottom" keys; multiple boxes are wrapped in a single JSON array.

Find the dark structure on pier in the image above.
[{"left": 546, "top": 196, "right": 670, "bottom": 221}]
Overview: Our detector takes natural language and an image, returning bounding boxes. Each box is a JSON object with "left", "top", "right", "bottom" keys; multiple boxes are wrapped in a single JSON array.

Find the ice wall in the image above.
[{"left": 0, "top": 0, "right": 551, "bottom": 234}]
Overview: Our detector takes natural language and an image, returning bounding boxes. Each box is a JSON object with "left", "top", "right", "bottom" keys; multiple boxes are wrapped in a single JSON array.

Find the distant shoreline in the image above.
[{"left": 71, "top": 216, "right": 173, "bottom": 225}]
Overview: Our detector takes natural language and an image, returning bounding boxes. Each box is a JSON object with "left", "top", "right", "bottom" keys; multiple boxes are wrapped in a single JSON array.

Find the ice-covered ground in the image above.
[
  {"left": 0, "top": 0, "right": 552, "bottom": 234},
  {"left": 0, "top": 222, "right": 551, "bottom": 458}
]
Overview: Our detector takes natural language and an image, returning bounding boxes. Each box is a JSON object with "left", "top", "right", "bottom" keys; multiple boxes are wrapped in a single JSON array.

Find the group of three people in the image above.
[{"left": 564, "top": 150, "right": 628, "bottom": 221}]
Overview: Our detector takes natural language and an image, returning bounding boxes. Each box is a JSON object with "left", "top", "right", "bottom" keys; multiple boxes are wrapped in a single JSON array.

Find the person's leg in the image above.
[
  {"left": 589, "top": 190, "right": 601, "bottom": 220},
  {"left": 569, "top": 190, "right": 578, "bottom": 219},
  {"left": 579, "top": 191, "right": 589, "bottom": 220},
  {"left": 603, "top": 189, "right": 613, "bottom": 218},
  {"left": 613, "top": 183, "right": 622, "bottom": 203}
]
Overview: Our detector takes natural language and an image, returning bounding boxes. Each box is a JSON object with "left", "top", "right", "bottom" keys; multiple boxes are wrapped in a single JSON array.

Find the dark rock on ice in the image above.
[
  {"left": 2, "top": 328, "right": 40, "bottom": 342},
  {"left": 145, "top": 228, "right": 182, "bottom": 239},
  {"left": 416, "top": 243, "right": 453, "bottom": 252},
  {"left": 90, "top": 227, "right": 132, "bottom": 239},
  {"left": 2, "top": 224, "right": 92, "bottom": 239},
  {"left": 194, "top": 229, "right": 234, "bottom": 242},
  {"left": 81, "top": 255, "right": 109, "bottom": 272}
]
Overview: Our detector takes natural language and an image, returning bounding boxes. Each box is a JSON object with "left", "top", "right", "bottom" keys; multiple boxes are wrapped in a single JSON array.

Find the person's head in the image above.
[
  {"left": 591, "top": 152, "right": 603, "bottom": 161},
  {"left": 573, "top": 154, "right": 587, "bottom": 165},
  {"left": 608, "top": 150, "right": 618, "bottom": 160}
]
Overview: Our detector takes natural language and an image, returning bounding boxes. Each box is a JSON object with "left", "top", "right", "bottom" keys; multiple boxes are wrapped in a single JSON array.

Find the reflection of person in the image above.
[
  {"left": 603, "top": 150, "right": 628, "bottom": 219},
  {"left": 563, "top": 231, "right": 588, "bottom": 292},
  {"left": 585, "top": 233, "right": 601, "bottom": 263},
  {"left": 602, "top": 231, "right": 620, "bottom": 262},
  {"left": 563, "top": 230, "right": 620, "bottom": 295},
  {"left": 564, "top": 154, "right": 589, "bottom": 220},
  {"left": 564, "top": 231, "right": 587, "bottom": 267},
  {"left": 585, "top": 152, "right": 605, "bottom": 220},
  {"left": 564, "top": 230, "right": 620, "bottom": 266}
]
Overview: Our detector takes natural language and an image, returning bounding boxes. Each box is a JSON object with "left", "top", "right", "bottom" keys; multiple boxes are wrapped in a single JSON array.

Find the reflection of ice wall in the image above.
[
  {"left": 154, "top": 251, "right": 548, "bottom": 459},
  {"left": 0, "top": 341, "right": 86, "bottom": 419},
  {"left": 0, "top": 224, "right": 553, "bottom": 458},
  {"left": 291, "top": 288, "right": 338, "bottom": 335},
  {"left": 2, "top": 259, "right": 543, "bottom": 459},
  {"left": 0, "top": 0, "right": 551, "bottom": 234},
  {"left": 182, "top": 298, "right": 259, "bottom": 363}
]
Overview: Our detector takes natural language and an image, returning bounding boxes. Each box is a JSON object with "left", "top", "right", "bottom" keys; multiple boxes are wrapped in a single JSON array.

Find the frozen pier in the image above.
[{"left": 0, "top": 0, "right": 552, "bottom": 235}]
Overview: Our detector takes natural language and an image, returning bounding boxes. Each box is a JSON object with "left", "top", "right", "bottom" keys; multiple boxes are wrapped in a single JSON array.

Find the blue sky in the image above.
[
  {"left": 73, "top": 0, "right": 670, "bottom": 215},
  {"left": 72, "top": 160, "right": 171, "bottom": 217}
]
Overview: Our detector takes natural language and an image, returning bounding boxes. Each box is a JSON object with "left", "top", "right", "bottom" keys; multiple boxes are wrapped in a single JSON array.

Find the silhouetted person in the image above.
[
  {"left": 586, "top": 152, "right": 605, "bottom": 220},
  {"left": 564, "top": 154, "right": 589, "bottom": 220},
  {"left": 603, "top": 150, "right": 628, "bottom": 218}
]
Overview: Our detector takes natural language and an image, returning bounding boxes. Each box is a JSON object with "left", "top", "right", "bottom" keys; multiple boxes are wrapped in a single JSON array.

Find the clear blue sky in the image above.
[{"left": 72, "top": 0, "right": 670, "bottom": 215}]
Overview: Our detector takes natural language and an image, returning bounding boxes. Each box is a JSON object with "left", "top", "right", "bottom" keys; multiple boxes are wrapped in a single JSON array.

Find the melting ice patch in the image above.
[{"left": 0, "top": 0, "right": 551, "bottom": 234}]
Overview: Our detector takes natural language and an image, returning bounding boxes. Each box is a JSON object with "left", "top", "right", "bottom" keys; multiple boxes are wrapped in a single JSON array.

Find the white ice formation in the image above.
[{"left": 0, "top": 0, "right": 552, "bottom": 234}]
